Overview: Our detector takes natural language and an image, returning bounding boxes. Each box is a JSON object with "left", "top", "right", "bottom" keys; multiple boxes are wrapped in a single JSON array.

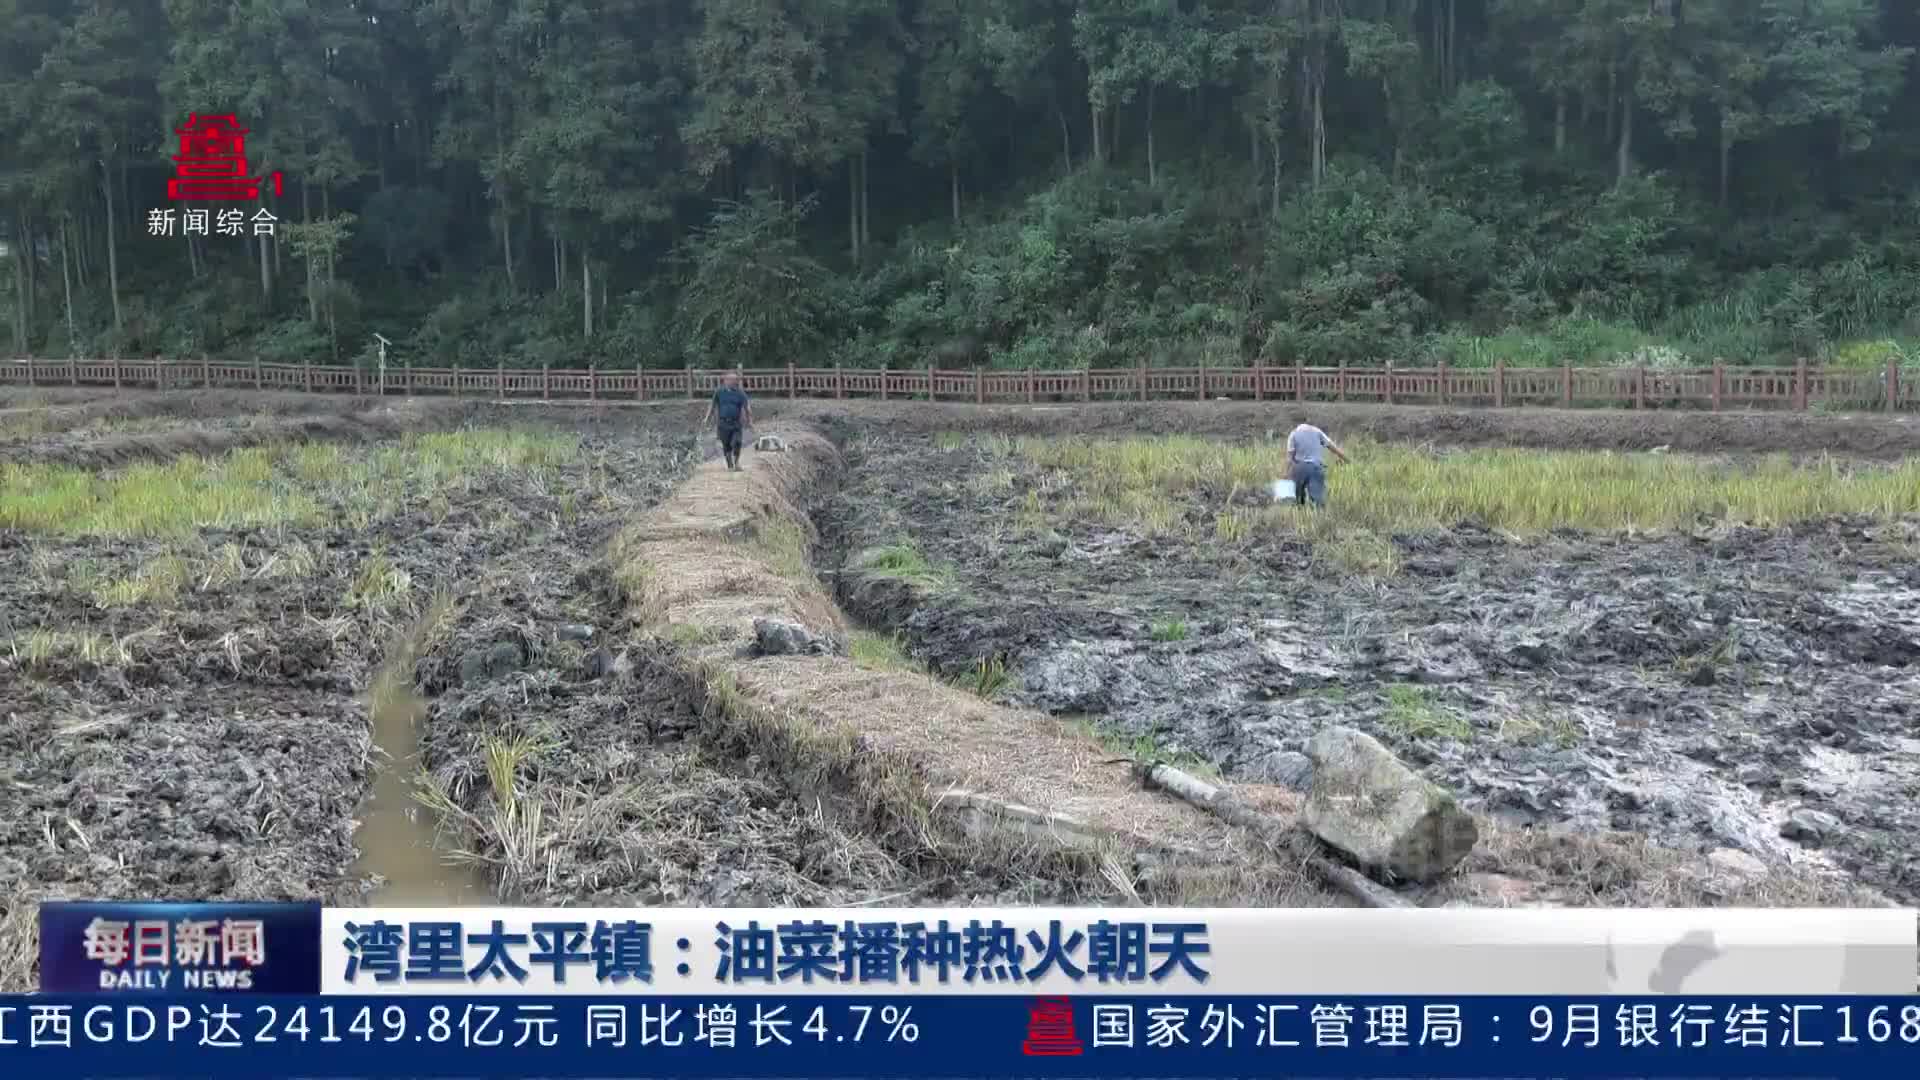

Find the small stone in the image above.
[
  {"left": 1733, "top": 764, "right": 1766, "bottom": 786},
  {"left": 1707, "top": 848, "right": 1769, "bottom": 880},
  {"left": 557, "top": 624, "right": 596, "bottom": 642},
  {"left": 458, "top": 640, "right": 526, "bottom": 685},
  {"left": 1780, "top": 807, "right": 1843, "bottom": 847},
  {"left": 1301, "top": 726, "right": 1479, "bottom": 883},
  {"left": 1505, "top": 637, "right": 1554, "bottom": 667}
]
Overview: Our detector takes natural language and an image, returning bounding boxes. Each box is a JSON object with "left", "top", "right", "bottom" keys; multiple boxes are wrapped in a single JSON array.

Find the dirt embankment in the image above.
[
  {"left": 595, "top": 422, "right": 1350, "bottom": 906},
  {"left": 820, "top": 432, "right": 1916, "bottom": 908},
  {"left": 399, "top": 414, "right": 1012, "bottom": 908}
]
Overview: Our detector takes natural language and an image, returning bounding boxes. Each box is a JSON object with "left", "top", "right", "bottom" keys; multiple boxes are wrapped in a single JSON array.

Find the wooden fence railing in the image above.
[{"left": 2, "top": 357, "right": 1913, "bottom": 413}]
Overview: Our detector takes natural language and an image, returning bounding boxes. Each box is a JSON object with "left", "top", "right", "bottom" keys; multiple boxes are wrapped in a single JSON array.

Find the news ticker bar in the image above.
[
  {"left": 40, "top": 904, "right": 1919, "bottom": 997},
  {"left": 1, "top": 995, "right": 1916, "bottom": 1077}
]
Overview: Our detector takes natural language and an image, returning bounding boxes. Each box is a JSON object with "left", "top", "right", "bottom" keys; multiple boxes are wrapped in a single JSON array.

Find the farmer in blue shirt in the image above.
[{"left": 701, "top": 371, "right": 754, "bottom": 471}]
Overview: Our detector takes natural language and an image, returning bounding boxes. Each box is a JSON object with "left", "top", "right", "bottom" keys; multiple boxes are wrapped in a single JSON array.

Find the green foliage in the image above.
[
  {"left": 2, "top": 0, "right": 1919, "bottom": 370},
  {"left": 672, "top": 191, "right": 833, "bottom": 365}
]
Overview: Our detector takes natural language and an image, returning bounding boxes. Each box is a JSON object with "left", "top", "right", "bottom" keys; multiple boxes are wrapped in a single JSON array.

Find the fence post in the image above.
[
  {"left": 113, "top": 359, "right": 122, "bottom": 389},
  {"left": 928, "top": 362, "right": 936, "bottom": 402},
  {"left": 1493, "top": 360, "right": 1506, "bottom": 408},
  {"left": 1384, "top": 361, "right": 1395, "bottom": 405},
  {"left": 1081, "top": 367, "right": 1090, "bottom": 402},
  {"left": 253, "top": 356, "right": 262, "bottom": 390},
  {"left": 1253, "top": 359, "right": 1264, "bottom": 401},
  {"left": 1561, "top": 362, "right": 1572, "bottom": 407},
  {"left": 1295, "top": 358, "right": 1305, "bottom": 402},
  {"left": 686, "top": 368, "right": 695, "bottom": 399},
  {"left": 496, "top": 362, "right": 504, "bottom": 398},
  {"left": 1634, "top": 365, "right": 1646, "bottom": 409},
  {"left": 788, "top": 362, "right": 796, "bottom": 399},
  {"left": 69, "top": 357, "right": 79, "bottom": 386},
  {"left": 201, "top": 354, "right": 211, "bottom": 388},
  {"left": 1337, "top": 360, "right": 1347, "bottom": 402},
  {"left": 635, "top": 362, "right": 645, "bottom": 402},
  {"left": 1437, "top": 362, "right": 1448, "bottom": 406},
  {"left": 975, "top": 368, "right": 984, "bottom": 404},
  {"left": 589, "top": 365, "right": 598, "bottom": 401},
  {"left": 1793, "top": 358, "right": 1808, "bottom": 410},
  {"left": 835, "top": 365, "right": 844, "bottom": 398},
  {"left": 354, "top": 361, "right": 363, "bottom": 396},
  {"left": 303, "top": 360, "right": 313, "bottom": 393},
  {"left": 542, "top": 365, "right": 550, "bottom": 399},
  {"left": 880, "top": 367, "right": 889, "bottom": 402},
  {"left": 1711, "top": 363, "right": 1723, "bottom": 412},
  {"left": 1138, "top": 359, "right": 1147, "bottom": 401},
  {"left": 1197, "top": 358, "right": 1207, "bottom": 401},
  {"left": 452, "top": 362, "right": 461, "bottom": 398},
  {"left": 1027, "top": 368, "right": 1035, "bottom": 404},
  {"left": 1889, "top": 358, "right": 1901, "bottom": 413},
  {"left": 25, "top": 358, "right": 33, "bottom": 387}
]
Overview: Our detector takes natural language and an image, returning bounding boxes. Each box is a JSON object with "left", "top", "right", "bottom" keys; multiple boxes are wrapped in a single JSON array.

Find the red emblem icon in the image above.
[
  {"left": 166, "top": 113, "right": 283, "bottom": 201},
  {"left": 1022, "top": 996, "right": 1083, "bottom": 1056}
]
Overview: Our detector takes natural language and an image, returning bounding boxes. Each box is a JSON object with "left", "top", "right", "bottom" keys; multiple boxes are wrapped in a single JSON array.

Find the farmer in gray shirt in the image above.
[{"left": 1286, "top": 422, "right": 1349, "bottom": 507}]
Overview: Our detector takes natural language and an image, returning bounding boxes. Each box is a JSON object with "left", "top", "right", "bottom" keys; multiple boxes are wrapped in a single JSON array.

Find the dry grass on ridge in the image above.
[{"left": 604, "top": 423, "right": 1335, "bottom": 898}]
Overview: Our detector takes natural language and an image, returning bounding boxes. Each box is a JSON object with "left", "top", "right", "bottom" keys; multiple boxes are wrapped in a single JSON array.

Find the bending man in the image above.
[{"left": 1286, "top": 421, "right": 1349, "bottom": 508}]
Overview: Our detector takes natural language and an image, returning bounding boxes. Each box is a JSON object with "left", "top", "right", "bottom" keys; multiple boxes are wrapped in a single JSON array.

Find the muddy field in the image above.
[
  {"left": 5, "top": 390, "right": 1918, "bottom": 990},
  {"left": 0, "top": 399, "right": 833, "bottom": 987},
  {"left": 2, "top": 395, "right": 1122, "bottom": 989},
  {"left": 823, "top": 432, "right": 1920, "bottom": 905}
]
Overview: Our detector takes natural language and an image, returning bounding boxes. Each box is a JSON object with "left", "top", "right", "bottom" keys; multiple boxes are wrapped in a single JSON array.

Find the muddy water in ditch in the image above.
[{"left": 349, "top": 627, "right": 493, "bottom": 904}]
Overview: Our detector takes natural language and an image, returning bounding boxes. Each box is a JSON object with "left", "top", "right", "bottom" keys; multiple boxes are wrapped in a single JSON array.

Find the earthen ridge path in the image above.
[{"left": 611, "top": 420, "right": 1299, "bottom": 870}]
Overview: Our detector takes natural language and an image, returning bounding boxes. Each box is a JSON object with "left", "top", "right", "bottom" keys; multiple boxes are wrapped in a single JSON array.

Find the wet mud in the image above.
[
  {"left": 0, "top": 418, "right": 697, "bottom": 987},
  {"left": 825, "top": 433, "right": 1920, "bottom": 904}
]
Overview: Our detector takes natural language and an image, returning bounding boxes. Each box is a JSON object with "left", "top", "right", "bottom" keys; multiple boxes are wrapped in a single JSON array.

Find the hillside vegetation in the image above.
[{"left": 3, "top": 0, "right": 1918, "bottom": 373}]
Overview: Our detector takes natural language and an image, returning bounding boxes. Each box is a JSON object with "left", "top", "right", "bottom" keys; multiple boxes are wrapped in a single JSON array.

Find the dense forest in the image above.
[{"left": 2, "top": 0, "right": 1918, "bottom": 372}]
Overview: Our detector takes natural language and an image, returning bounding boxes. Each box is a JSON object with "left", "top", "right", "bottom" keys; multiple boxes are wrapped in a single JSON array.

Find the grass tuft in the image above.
[
  {"left": 90, "top": 554, "right": 192, "bottom": 608},
  {"left": 948, "top": 654, "right": 1012, "bottom": 699},
  {"left": 1381, "top": 684, "right": 1471, "bottom": 742},
  {"left": 850, "top": 630, "right": 920, "bottom": 672},
  {"left": 852, "top": 543, "right": 954, "bottom": 590},
  {"left": 1149, "top": 619, "right": 1189, "bottom": 642}
]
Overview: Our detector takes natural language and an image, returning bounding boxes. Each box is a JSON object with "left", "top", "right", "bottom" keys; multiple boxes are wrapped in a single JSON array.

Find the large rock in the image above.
[
  {"left": 749, "top": 617, "right": 845, "bottom": 658},
  {"left": 1301, "top": 726, "right": 1479, "bottom": 883}
]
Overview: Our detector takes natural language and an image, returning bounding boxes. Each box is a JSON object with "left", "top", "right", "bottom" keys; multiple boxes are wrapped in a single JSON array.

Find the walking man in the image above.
[
  {"left": 1286, "top": 421, "right": 1349, "bottom": 508},
  {"left": 702, "top": 370, "right": 754, "bottom": 471}
]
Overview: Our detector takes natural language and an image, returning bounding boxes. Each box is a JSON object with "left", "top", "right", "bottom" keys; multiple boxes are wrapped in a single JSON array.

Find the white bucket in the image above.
[{"left": 1271, "top": 479, "right": 1297, "bottom": 503}]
